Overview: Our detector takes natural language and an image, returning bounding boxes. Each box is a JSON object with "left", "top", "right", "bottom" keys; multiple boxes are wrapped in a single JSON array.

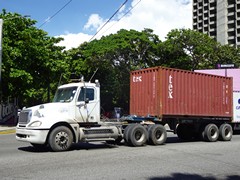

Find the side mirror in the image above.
[
  {"left": 76, "top": 101, "right": 85, "bottom": 107},
  {"left": 85, "top": 98, "right": 89, "bottom": 104}
]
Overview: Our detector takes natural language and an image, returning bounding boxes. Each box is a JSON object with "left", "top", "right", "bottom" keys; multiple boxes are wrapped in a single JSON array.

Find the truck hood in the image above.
[{"left": 25, "top": 102, "right": 75, "bottom": 120}]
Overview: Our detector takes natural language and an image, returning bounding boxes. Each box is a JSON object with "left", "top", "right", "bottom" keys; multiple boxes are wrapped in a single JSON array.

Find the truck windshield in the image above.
[{"left": 53, "top": 86, "right": 78, "bottom": 102}]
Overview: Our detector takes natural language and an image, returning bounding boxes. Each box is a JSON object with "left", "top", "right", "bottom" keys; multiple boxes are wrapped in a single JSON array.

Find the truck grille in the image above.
[{"left": 18, "top": 109, "right": 32, "bottom": 125}]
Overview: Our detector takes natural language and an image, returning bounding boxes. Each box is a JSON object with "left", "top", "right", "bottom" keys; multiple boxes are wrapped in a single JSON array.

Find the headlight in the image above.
[{"left": 28, "top": 121, "right": 42, "bottom": 127}]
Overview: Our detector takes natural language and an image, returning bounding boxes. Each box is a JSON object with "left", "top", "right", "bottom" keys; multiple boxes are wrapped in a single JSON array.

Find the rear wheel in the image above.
[
  {"left": 127, "top": 124, "right": 147, "bottom": 146},
  {"left": 48, "top": 126, "right": 73, "bottom": 152},
  {"left": 203, "top": 124, "right": 219, "bottom": 142},
  {"left": 148, "top": 124, "right": 167, "bottom": 145},
  {"left": 219, "top": 124, "right": 233, "bottom": 141},
  {"left": 123, "top": 124, "right": 135, "bottom": 145}
]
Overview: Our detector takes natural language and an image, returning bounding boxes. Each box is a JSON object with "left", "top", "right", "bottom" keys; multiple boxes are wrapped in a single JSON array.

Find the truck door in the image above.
[{"left": 75, "top": 87, "right": 99, "bottom": 122}]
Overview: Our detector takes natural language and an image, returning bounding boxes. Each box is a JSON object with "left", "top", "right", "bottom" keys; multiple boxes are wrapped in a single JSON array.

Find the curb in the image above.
[{"left": 0, "top": 127, "right": 16, "bottom": 135}]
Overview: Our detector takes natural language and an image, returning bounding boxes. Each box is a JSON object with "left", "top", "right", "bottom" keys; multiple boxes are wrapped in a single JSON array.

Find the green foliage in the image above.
[
  {"left": 160, "top": 28, "right": 240, "bottom": 70},
  {"left": 1, "top": 9, "right": 240, "bottom": 113},
  {"left": 1, "top": 10, "right": 68, "bottom": 107},
  {"left": 68, "top": 29, "right": 160, "bottom": 112}
]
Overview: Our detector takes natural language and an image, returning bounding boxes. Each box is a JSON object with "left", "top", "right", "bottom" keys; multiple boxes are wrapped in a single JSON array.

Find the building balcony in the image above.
[
  {"left": 204, "top": 17, "right": 208, "bottom": 20},
  {"left": 236, "top": 31, "right": 240, "bottom": 37},
  {"left": 209, "top": 28, "right": 216, "bottom": 32},
  {"left": 204, "top": 23, "right": 209, "bottom": 27},
  {"left": 203, "top": 9, "right": 209, "bottom": 14},
  {"left": 228, "top": 36, "right": 235, "bottom": 40},
  {"left": 228, "top": 4, "right": 235, "bottom": 11},
  {"left": 228, "top": 20, "right": 235, "bottom": 25},
  {"left": 209, "top": 6, "right": 216, "bottom": 11},
  {"left": 209, "top": 21, "right": 215, "bottom": 25},
  {"left": 228, "top": 28, "right": 235, "bottom": 32},
  {"left": 228, "top": 12, "right": 235, "bottom": 17},
  {"left": 209, "top": 0, "right": 216, "bottom": 3}
]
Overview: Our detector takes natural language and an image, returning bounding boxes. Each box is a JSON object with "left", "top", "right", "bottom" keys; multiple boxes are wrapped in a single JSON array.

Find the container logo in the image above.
[
  {"left": 133, "top": 76, "right": 142, "bottom": 83},
  {"left": 168, "top": 75, "right": 173, "bottom": 99},
  {"left": 237, "top": 99, "right": 240, "bottom": 110}
]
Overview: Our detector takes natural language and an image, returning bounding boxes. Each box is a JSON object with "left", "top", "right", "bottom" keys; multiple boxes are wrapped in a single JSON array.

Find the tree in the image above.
[
  {"left": 1, "top": 10, "right": 68, "bottom": 107},
  {"left": 68, "top": 29, "right": 160, "bottom": 113},
  {"left": 158, "top": 29, "right": 218, "bottom": 70},
  {"left": 211, "top": 44, "right": 240, "bottom": 67}
]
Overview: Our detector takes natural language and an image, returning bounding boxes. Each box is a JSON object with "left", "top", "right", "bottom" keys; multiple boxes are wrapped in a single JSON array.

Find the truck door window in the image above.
[{"left": 78, "top": 88, "right": 95, "bottom": 102}]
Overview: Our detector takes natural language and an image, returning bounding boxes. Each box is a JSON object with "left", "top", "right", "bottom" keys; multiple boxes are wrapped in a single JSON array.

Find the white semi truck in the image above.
[
  {"left": 16, "top": 78, "right": 165, "bottom": 151},
  {"left": 16, "top": 67, "right": 238, "bottom": 152}
]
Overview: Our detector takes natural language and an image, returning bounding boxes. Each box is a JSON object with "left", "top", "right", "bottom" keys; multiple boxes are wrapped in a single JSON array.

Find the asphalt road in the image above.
[{"left": 1, "top": 132, "right": 240, "bottom": 180}]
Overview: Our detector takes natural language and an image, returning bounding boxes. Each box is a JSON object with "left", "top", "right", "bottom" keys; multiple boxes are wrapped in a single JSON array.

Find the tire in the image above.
[
  {"left": 48, "top": 126, "right": 73, "bottom": 152},
  {"left": 148, "top": 124, "right": 167, "bottom": 145},
  {"left": 176, "top": 124, "right": 194, "bottom": 141},
  {"left": 203, "top": 124, "right": 219, "bottom": 142},
  {"left": 123, "top": 124, "right": 135, "bottom": 145},
  {"left": 127, "top": 124, "right": 148, "bottom": 147},
  {"left": 219, "top": 124, "right": 233, "bottom": 141}
]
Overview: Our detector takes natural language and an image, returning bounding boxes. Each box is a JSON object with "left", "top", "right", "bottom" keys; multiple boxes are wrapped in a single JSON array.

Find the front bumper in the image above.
[{"left": 16, "top": 127, "right": 49, "bottom": 144}]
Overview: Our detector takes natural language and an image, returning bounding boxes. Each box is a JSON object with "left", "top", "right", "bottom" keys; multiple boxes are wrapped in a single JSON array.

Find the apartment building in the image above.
[{"left": 193, "top": 0, "right": 240, "bottom": 48}]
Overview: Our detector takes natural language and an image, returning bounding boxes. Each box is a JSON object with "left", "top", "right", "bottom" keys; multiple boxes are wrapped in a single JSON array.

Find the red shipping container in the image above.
[{"left": 130, "top": 67, "right": 233, "bottom": 119}]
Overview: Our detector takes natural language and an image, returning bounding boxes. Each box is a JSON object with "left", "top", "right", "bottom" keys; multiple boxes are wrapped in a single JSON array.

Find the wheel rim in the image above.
[
  {"left": 155, "top": 130, "right": 163, "bottom": 141},
  {"left": 55, "top": 131, "right": 69, "bottom": 149},
  {"left": 135, "top": 130, "right": 144, "bottom": 142},
  {"left": 210, "top": 128, "right": 217, "bottom": 139},
  {"left": 224, "top": 127, "right": 230, "bottom": 138}
]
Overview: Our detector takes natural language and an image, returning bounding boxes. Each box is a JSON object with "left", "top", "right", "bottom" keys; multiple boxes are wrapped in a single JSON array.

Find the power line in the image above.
[
  {"left": 97, "top": 0, "right": 142, "bottom": 39},
  {"left": 88, "top": 0, "right": 128, "bottom": 42},
  {"left": 38, "top": 0, "right": 73, "bottom": 28}
]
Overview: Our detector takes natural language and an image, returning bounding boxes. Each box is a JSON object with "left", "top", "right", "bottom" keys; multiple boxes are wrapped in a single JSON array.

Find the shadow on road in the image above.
[
  {"left": 18, "top": 134, "right": 240, "bottom": 153},
  {"left": 149, "top": 173, "right": 240, "bottom": 180},
  {"left": 18, "top": 142, "right": 118, "bottom": 153}
]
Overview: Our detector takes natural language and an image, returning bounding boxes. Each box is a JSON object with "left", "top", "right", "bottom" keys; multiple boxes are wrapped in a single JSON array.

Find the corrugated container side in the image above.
[
  {"left": 130, "top": 67, "right": 233, "bottom": 119},
  {"left": 130, "top": 67, "right": 160, "bottom": 116}
]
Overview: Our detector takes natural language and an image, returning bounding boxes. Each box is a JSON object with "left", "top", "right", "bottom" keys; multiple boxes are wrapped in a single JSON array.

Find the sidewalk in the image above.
[{"left": 0, "top": 125, "right": 16, "bottom": 134}]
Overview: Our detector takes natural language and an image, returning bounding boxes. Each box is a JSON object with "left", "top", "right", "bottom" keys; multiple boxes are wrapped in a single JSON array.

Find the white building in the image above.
[{"left": 193, "top": 0, "right": 240, "bottom": 48}]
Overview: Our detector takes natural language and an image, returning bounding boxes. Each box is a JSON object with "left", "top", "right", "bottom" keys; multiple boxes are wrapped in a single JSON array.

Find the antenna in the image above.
[
  {"left": 58, "top": 74, "right": 63, "bottom": 87},
  {"left": 89, "top": 68, "right": 99, "bottom": 82}
]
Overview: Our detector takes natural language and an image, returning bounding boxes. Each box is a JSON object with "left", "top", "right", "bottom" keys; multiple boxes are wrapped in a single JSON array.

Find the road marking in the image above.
[{"left": 0, "top": 129, "right": 16, "bottom": 135}]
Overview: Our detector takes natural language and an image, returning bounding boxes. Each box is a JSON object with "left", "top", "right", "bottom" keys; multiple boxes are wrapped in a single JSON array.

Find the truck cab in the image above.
[
  {"left": 52, "top": 80, "right": 101, "bottom": 123},
  {"left": 16, "top": 79, "right": 122, "bottom": 151}
]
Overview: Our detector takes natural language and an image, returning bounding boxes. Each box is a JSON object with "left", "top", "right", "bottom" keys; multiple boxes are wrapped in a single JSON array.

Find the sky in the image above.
[{"left": 1, "top": 0, "right": 193, "bottom": 50}]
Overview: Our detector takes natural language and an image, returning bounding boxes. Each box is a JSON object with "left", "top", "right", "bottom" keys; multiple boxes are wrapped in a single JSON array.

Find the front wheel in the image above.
[{"left": 48, "top": 126, "right": 73, "bottom": 152}]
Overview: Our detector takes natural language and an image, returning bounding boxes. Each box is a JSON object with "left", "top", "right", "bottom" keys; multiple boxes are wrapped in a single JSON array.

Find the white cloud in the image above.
[
  {"left": 56, "top": 32, "right": 92, "bottom": 49},
  {"left": 83, "top": 14, "right": 104, "bottom": 31},
  {"left": 57, "top": 0, "right": 192, "bottom": 50}
]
